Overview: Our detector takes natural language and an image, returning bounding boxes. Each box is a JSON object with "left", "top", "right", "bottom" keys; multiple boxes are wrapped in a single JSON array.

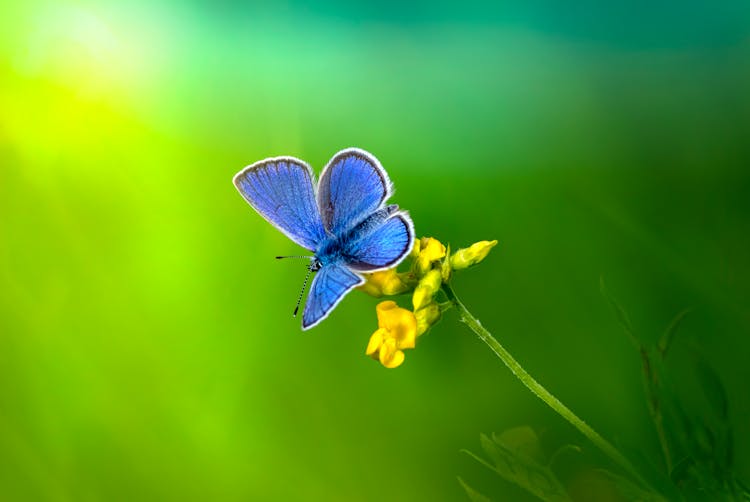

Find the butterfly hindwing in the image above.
[
  {"left": 302, "top": 264, "right": 364, "bottom": 330},
  {"left": 234, "top": 157, "right": 326, "bottom": 250},
  {"left": 317, "top": 148, "right": 392, "bottom": 235},
  {"left": 344, "top": 212, "right": 414, "bottom": 272}
]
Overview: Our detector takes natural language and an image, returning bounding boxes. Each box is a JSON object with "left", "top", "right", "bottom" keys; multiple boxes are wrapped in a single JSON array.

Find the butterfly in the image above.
[{"left": 233, "top": 148, "right": 415, "bottom": 330}]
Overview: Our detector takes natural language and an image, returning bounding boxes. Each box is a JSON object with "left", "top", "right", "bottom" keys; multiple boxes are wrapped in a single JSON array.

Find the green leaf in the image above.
[
  {"left": 600, "top": 277, "right": 640, "bottom": 348},
  {"left": 658, "top": 308, "right": 690, "bottom": 359},
  {"left": 442, "top": 244, "right": 452, "bottom": 282},
  {"left": 598, "top": 469, "right": 670, "bottom": 502},
  {"left": 493, "top": 426, "right": 544, "bottom": 462},
  {"left": 669, "top": 456, "right": 693, "bottom": 485},
  {"left": 462, "top": 448, "right": 500, "bottom": 474},
  {"left": 480, "top": 433, "right": 504, "bottom": 467},
  {"left": 457, "top": 477, "right": 493, "bottom": 502},
  {"left": 658, "top": 349, "right": 739, "bottom": 497},
  {"left": 734, "top": 477, "right": 750, "bottom": 500},
  {"left": 548, "top": 444, "right": 582, "bottom": 470},
  {"left": 693, "top": 353, "right": 729, "bottom": 421},
  {"left": 467, "top": 428, "right": 572, "bottom": 502}
]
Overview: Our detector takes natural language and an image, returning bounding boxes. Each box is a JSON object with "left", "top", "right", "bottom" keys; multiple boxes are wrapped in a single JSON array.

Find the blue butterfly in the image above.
[{"left": 233, "top": 148, "right": 415, "bottom": 330}]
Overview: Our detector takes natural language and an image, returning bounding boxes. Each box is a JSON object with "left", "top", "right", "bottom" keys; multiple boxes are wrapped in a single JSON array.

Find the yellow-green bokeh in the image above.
[{"left": 2, "top": 1, "right": 750, "bottom": 500}]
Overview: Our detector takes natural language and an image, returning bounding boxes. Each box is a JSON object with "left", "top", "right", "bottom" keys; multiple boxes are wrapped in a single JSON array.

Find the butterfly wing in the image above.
[
  {"left": 234, "top": 157, "right": 326, "bottom": 250},
  {"left": 317, "top": 148, "right": 392, "bottom": 235},
  {"left": 301, "top": 212, "right": 413, "bottom": 329},
  {"left": 302, "top": 264, "right": 364, "bottom": 330},
  {"left": 344, "top": 211, "right": 415, "bottom": 272}
]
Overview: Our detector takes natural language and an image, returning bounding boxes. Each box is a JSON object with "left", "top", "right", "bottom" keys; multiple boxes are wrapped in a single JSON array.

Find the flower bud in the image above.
[
  {"left": 412, "top": 269, "right": 442, "bottom": 310},
  {"left": 415, "top": 302, "right": 441, "bottom": 336},
  {"left": 415, "top": 237, "right": 446, "bottom": 275},
  {"left": 410, "top": 237, "right": 421, "bottom": 258},
  {"left": 450, "top": 240, "right": 498, "bottom": 270}
]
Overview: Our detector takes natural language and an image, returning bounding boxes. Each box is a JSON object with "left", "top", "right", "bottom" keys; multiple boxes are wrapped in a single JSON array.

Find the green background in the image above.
[{"left": 1, "top": 1, "right": 749, "bottom": 500}]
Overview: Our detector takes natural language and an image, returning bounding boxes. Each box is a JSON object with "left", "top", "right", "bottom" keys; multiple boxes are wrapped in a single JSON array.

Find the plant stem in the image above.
[
  {"left": 442, "top": 282, "right": 650, "bottom": 489},
  {"left": 641, "top": 347, "right": 673, "bottom": 474}
]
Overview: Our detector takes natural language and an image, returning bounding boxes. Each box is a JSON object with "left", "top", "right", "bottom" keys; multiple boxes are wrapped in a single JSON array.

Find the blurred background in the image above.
[{"left": 1, "top": 1, "right": 750, "bottom": 500}]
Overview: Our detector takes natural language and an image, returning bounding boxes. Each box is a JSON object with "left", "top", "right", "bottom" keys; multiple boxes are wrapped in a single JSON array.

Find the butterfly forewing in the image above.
[
  {"left": 317, "top": 148, "right": 392, "bottom": 236},
  {"left": 234, "top": 158, "right": 326, "bottom": 250}
]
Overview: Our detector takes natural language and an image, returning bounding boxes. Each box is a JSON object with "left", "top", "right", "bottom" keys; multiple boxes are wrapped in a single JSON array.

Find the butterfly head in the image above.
[{"left": 309, "top": 258, "right": 322, "bottom": 272}]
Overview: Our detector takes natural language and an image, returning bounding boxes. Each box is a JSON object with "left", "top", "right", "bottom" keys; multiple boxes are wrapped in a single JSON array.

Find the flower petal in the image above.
[
  {"left": 416, "top": 237, "right": 446, "bottom": 274},
  {"left": 393, "top": 317, "right": 417, "bottom": 349},
  {"left": 379, "top": 339, "right": 405, "bottom": 368},
  {"left": 379, "top": 338, "right": 397, "bottom": 366},
  {"left": 366, "top": 328, "right": 386, "bottom": 356},
  {"left": 375, "top": 301, "right": 399, "bottom": 327},
  {"left": 370, "top": 301, "right": 417, "bottom": 368},
  {"left": 381, "top": 308, "right": 417, "bottom": 347},
  {"left": 383, "top": 349, "right": 405, "bottom": 368}
]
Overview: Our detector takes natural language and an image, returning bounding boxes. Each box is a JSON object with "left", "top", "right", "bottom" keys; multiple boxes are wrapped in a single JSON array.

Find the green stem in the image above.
[{"left": 442, "top": 282, "right": 650, "bottom": 489}]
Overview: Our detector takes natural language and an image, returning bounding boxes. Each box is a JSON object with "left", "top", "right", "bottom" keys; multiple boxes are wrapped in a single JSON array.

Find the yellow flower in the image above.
[
  {"left": 366, "top": 301, "right": 417, "bottom": 368},
  {"left": 415, "top": 302, "right": 441, "bottom": 336},
  {"left": 412, "top": 269, "right": 442, "bottom": 311},
  {"left": 410, "top": 237, "right": 422, "bottom": 258},
  {"left": 415, "top": 237, "right": 446, "bottom": 275},
  {"left": 450, "top": 240, "right": 498, "bottom": 270},
  {"left": 358, "top": 269, "right": 413, "bottom": 297}
]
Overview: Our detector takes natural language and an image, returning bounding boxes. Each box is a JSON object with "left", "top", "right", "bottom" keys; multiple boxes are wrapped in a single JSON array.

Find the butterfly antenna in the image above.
[
  {"left": 276, "top": 255, "right": 313, "bottom": 260},
  {"left": 293, "top": 266, "right": 315, "bottom": 317}
]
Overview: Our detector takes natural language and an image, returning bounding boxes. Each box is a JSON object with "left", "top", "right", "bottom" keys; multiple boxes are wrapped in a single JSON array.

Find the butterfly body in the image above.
[
  {"left": 233, "top": 148, "right": 414, "bottom": 329},
  {"left": 315, "top": 204, "right": 399, "bottom": 267}
]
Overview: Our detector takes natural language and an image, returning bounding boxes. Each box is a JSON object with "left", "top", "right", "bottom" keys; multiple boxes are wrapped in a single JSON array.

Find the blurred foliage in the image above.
[
  {"left": 2, "top": 0, "right": 750, "bottom": 500},
  {"left": 462, "top": 427, "right": 572, "bottom": 501},
  {"left": 461, "top": 284, "right": 750, "bottom": 501}
]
